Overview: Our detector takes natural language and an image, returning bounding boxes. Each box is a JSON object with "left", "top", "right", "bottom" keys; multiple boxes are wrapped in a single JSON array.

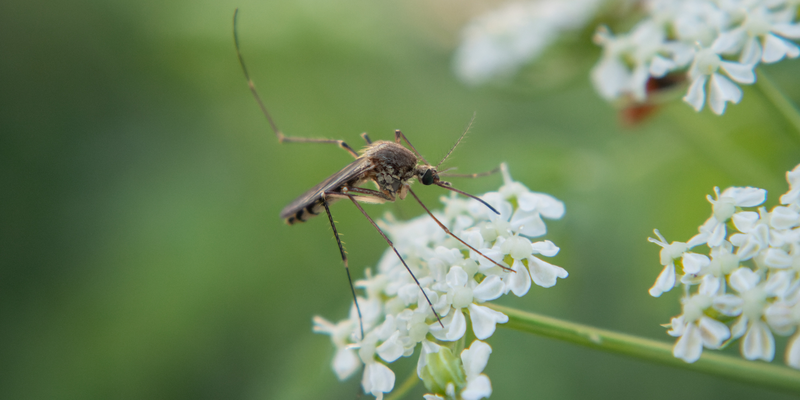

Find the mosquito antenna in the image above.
[
  {"left": 436, "top": 112, "right": 475, "bottom": 169},
  {"left": 439, "top": 165, "right": 501, "bottom": 178},
  {"left": 435, "top": 181, "right": 500, "bottom": 215},
  {"left": 233, "top": 9, "right": 284, "bottom": 140}
]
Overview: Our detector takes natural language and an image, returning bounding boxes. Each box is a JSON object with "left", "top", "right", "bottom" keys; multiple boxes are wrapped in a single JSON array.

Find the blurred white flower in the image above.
[
  {"left": 314, "top": 163, "right": 566, "bottom": 398},
  {"left": 650, "top": 162, "right": 800, "bottom": 368},
  {"left": 454, "top": 0, "right": 603, "bottom": 85},
  {"left": 592, "top": 0, "right": 800, "bottom": 115}
]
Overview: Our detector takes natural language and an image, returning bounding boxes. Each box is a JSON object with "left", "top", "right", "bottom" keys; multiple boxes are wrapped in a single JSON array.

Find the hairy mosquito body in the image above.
[
  {"left": 233, "top": 9, "right": 510, "bottom": 338},
  {"left": 282, "top": 141, "right": 421, "bottom": 224}
]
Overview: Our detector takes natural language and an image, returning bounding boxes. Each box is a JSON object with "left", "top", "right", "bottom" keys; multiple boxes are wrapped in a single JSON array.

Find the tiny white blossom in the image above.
[{"left": 682, "top": 44, "right": 755, "bottom": 115}]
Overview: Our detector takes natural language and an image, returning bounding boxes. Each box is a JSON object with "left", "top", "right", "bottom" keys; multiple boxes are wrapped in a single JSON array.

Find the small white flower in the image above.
[
  {"left": 670, "top": 294, "right": 732, "bottom": 363},
  {"left": 682, "top": 43, "right": 755, "bottom": 114},
  {"left": 648, "top": 229, "right": 690, "bottom": 296}
]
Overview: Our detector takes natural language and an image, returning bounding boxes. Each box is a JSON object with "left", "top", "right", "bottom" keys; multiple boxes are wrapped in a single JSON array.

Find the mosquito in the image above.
[{"left": 233, "top": 10, "right": 511, "bottom": 339}]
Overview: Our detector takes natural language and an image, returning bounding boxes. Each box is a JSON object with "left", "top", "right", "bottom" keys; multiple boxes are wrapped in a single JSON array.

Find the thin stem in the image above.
[
  {"left": 489, "top": 304, "right": 800, "bottom": 394},
  {"left": 385, "top": 369, "right": 420, "bottom": 400},
  {"left": 756, "top": 69, "right": 800, "bottom": 141}
]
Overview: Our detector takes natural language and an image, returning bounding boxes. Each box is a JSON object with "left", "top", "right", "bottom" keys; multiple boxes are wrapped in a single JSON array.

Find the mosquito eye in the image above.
[{"left": 421, "top": 169, "right": 434, "bottom": 185}]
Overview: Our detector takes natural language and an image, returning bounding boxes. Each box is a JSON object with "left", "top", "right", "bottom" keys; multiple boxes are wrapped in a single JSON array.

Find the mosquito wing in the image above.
[{"left": 280, "top": 157, "right": 375, "bottom": 223}]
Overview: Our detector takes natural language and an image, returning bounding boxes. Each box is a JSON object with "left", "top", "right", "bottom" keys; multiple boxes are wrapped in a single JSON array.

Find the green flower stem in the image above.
[
  {"left": 756, "top": 69, "right": 800, "bottom": 141},
  {"left": 489, "top": 304, "right": 800, "bottom": 394}
]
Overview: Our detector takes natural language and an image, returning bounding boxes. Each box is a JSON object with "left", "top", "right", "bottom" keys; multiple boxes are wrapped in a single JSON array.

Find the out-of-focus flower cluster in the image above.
[
  {"left": 649, "top": 163, "right": 800, "bottom": 367},
  {"left": 313, "top": 164, "right": 567, "bottom": 399},
  {"left": 592, "top": 0, "right": 800, "bottom": 115},
  {"left": 453, "top": 0, "right": 603, "bottom": 86}
]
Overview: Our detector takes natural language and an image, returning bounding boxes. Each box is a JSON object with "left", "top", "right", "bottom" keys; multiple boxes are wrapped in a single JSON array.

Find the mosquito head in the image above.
[{"left": 416, "top": 165, "right": 440, "bottom": 186}]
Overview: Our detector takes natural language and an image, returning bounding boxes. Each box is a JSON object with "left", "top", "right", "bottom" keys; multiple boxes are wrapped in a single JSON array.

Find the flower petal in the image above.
[
  {"left": 786, "top": 333, "right": 800, "bottom": 369},
  {"left": 473, "top": 275, "right": 504, "bottom": 302},
  {"left": 362, "top": 362, "right": 396, "bottom": 398},
  {"left": 682, "top": 252, "right": 710, "bottom": 275},
  {"left": 461, "top": 340, "right": 492, "bottom": 378},
  {"left": 333, "top": 347, "right": 360, "bottom": 380},
  {"left": 674, "top": 322, "right": 703, "bottom": 363},
  {"left": 762, "top": 33, "right": 799, "bottom": 63},
  {"left": 531, "top": 240, "right": 559, "bottom": 257},
  {"left": 708, "top": 73, "right": 742, "bottom": 115},
  {"left": 724, "top": 187, "right": 767, "bottom": 207},
  {"left": 468, "top": 303, "right": 508, "bottom": 340},
  {"left": 429, "top": 308, "right": 467, "bottom": 342},
  {"left": 729, "top": 267, "right": 760, "bottom": 293},
  {"left": 683, "top": 76, "right": 707, "bottom": 112},
  {"left": 377, "top": 331, "right": 404, "bottom": 363},
  {"left": 510, "top": 210, "right": 547, "bottom": 237},
  {"left": 698, "top": 316, "right": 731, "bottom": 349},
  {"left": 461, "top": 374, "right": 492, "bottom": 400},
  {"left": 712, "top": 294, "right": 743, "bottom": 316},
  {"left": 649, "top": 263, "right": 675, "bottom": 297},
  {"left": 720, "top": 61, "right": 755, "bottom": 84},
  {"left": 505, "top": 259, "right": 532, "bottom": 297},
  {"left": 528, "top": 256, "right": 568, "bottom": 288},
  {"left": 742, "top": 321, "right": 775, "bottom": 361}
]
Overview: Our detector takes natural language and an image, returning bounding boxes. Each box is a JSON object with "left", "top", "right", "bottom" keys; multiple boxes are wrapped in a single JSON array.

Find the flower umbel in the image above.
[
  {"left": 313, "top": 164, "right": 567, "bottom": 399},
  {"left": 650, "top": 163, "right": 800, "bottom": 368},
  {"left": 591, "top": 0, "right": 800, "bottom": 115}
]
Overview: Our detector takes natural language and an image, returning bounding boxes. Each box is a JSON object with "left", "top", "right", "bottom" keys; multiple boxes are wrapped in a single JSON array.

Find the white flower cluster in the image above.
[
  {"left": 453, "top": 0, "right": 603, "bottom": 86},
  {"left": 649, "top": 163, "right": 800, "bottom": 367},
  {"left": 592, "top": 0, "right": 800, "bottom": 115},
  {"left": 313, "top": 165, "right": 567, "bottom": 399}
]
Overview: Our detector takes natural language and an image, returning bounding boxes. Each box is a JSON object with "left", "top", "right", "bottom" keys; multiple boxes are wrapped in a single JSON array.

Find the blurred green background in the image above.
[{"left": 2, "top": 1, "right": 800, "bottom": 399}]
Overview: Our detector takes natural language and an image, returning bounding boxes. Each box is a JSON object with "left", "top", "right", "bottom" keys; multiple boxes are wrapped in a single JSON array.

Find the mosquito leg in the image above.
[
  {"left": 340, "top": 186, "right": 394, "bottom": 202},
  {"left": 360, "top": 132, "right": 372, "bottom": 144},
  {"left": 439, "top": 165, "right": 501, "bottom": 179},
  {"left": 407, "top": 187, "right": 513, "bottom": 272},
  {"left": 394, "top": 130, "right": 430, "bottom": 165},
  {"left": 321, "top": 194, "right": 365, "bottom": 340},
  {"left": 233, "top": 11, "right": 360, "bottom": 160},
  {"left": 344, "top": 195, "right": 444, "bottom": 328},
  {"left": 278, "top": 135, "right": 359, "bottom": 159}
]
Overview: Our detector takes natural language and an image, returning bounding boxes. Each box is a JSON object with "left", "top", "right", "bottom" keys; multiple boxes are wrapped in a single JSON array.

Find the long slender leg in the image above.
[
  {"left": 341, "top": 186, "right": 394, "bottom": 202},
  {"left": 394, "top": 130, "right": 430, "bottom": 165},
  {"left": 439, "top": 165, "right": 501, "bottom": 179},
  {"left": 360, "top": 132, "right": 372, "bottom": 144},
  {"left": 406, "top": 187, "right": 513, "bottom": 272},
  {"left": 321, "top": 194, "right": 365, "bottom": 340},
  {"left": 278, "top": 136, "right": 359, "bottom": 158},
  {"left": 233, "top": 11, "right": 360, "bottom": 159},
  {"left": 344, "top": 195, "right": 444, "bottom": 327}
]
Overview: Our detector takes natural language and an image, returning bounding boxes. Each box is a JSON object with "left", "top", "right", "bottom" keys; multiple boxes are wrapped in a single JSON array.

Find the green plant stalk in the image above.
[
  {"left": 756, "top": 69, "right": 800, "bottom": 141},
  {"left": 488, "top": 303, "right": 800, "bottom": 394}
]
